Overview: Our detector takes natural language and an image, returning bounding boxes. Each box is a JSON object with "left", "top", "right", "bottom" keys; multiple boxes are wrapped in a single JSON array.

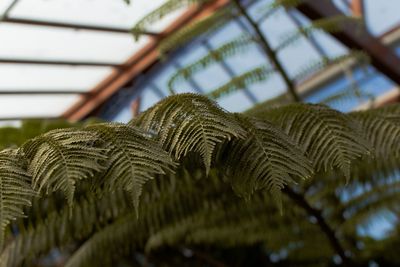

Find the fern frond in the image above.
[
  {"left": 86, "top": 123, "right": 175, "bottom": 213},
  {"left": 207, "top": 66, "right": 275, "bottom": 100},
  {"left": 0, "top": 149, "right": 34, "bottom": 250},
  {"left": 131, "top": 0, "right": 210, "bottom": 40},
  {"left": 22, "top": 128, "right": 108, "bottom": 207},
  {"left": 350, "top": 104, "right": 400, "bottom": 160},
  {"left": 132, "top": 94, "right": 245, "bottom": 173},
  {"left": 269, "top": 0, "right": 304, "bottom": 9},
  {"left": 245, "top": 93, "right": 294, "bottom": 114},
  {"left": 158, "top": 9, "right": 233, "bottom": 55},
  {"left": 168, "top": 35, "right": 256, "bottom": 93},
  {"left": 293, "top": 50, "right": 369, "bottom": 81},
  {"left": 0, "top": 189, "right": 133, "bottom": 267},
  {"left": 257, "top": 104, "right": 371, "bottom": 179},
  {"left": 222, "top": 114, "right": 313, "bottom": 207},
  {"left": 278, "top": 16, "right": 362, "bottom": 51}
]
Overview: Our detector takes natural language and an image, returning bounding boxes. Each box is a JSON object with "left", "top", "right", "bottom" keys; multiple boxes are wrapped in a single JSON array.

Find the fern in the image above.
[
  {"left": 0, "top": 150, "right": 34, "bottom": 250},
  {"left": 86, "top": 123, "right": 175, "bottom": 213},
  {"left": 223, "top": 114, "right": 313, "bottom": 207},
  {"left": 350, "top": 105, "right": 400, "bottom": 159},
  {"left": 158, "top": 9, "right": 233, "bottom": 55},
  {"left": 168, "top": 34, "right": 256, "bottom": 93},
  {"left": 131, "top": 0, "right": 210, "bottom": 40},
  {"left": 207, "top": 66, "right": 275, "bottom": 100},
  {"left": 256, "top": 103, "right": 371, "bottom": 179},
  {"left": 21, "top": 128, "right": 107, "bottom": 207},
  {"left": 277, "top": 16, "right": 363, "bottom": 51},
  {"left": 293, "top": 50, "right": 369, "bottom": 81},
  {"left": 133, "top": 94, "right": 245, "bottom": 173},
  {"left": 0, "top": 95, "right": 399, "bottom": 266}
]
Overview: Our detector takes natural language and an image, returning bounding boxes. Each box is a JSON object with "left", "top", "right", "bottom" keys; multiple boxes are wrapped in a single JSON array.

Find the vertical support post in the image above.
[{"left": 231, "top": 0, "right": 301, "bottom": 102}]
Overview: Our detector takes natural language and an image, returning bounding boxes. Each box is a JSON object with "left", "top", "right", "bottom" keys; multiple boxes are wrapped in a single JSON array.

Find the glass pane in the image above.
[
  {"left": 364, "top": 0, "right": 400, "bottom": 36},
  {"left": 0, "top": 23, "right": 149, "bottom": 63},
  {"left": 10, "top": 0, "right": 182, "bottom": 30},
  {"left": 0, "top": 95, "right": 80, "bottom": 118},
  {"left": 0, "top": 0, "right": 15, "bottom": 15},
  {"left": 0, "top": 64, "right": 112, "bottom": 90}
]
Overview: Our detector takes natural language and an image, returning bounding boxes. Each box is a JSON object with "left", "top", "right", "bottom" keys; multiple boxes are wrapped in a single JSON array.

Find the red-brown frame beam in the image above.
[
  {"left": 296, "top": 0, "right": 400, "bottom": 86},
  {"left": 63, "top": 0, "right": 229, "bottom": 121}
]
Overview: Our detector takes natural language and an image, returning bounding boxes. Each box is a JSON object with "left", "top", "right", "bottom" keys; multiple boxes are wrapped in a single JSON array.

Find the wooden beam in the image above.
[
  {"left": 130, "top": 97, "right": 142, "bottom": 117},
  {"left": 63, "top": 0, "right": 229, "bottom": 121},
  {"left": 297, "top": 0, "right": 400, "bottom": 87},
  {"left": 351, "top": 0, "right": 364, "bottom": 17}
]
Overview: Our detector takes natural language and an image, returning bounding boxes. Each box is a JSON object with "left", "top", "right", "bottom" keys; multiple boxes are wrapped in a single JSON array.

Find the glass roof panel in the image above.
[
  {"left": 0, "top": 95, "right": 80, "bottom": 118},
  {"left": 0, "top": 64, "right": 112, "bottom": 91},
  {"left": 0, "top": 23, "right": 148, "bottom": 63},
  {"left": 0, "top": 0, "right": 16, "bottom": 14},
  {"left": 364, "top": 0, "right": 400, "bottom": 35},
  {"left": 10, "top": 0, "right": 168, "bottom": 28}
]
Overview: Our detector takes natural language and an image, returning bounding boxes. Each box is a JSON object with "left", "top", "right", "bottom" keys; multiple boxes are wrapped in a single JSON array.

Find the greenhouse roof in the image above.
[{"left": 1, "top": 0, "right": 400, "bottom": 122}]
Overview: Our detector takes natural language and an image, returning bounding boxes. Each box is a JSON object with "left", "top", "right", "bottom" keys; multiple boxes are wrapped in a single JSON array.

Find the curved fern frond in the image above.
[
  {"left": 269, "top": 0, "right": 304, "bottom": 9},
  {"left": 168, "top": 35, "right": 256, "bottom": 93},
  {"left": 293, "top": 50, "right": 369, "bottom": 81},
  {"left": 86, "top": 123, "right": 176, "bottom": 212},
  {"left": 22, "top": 128, "right": 108, "bottom": 207},
  {"left": 131, "top": 0, "right": 210, "bottom": 40},
  {"left": 277, "top": 16, "right": 362, "bottom": 51},
  {"left": 158, "top": 9, "right": 233, "bottom": 55},
  {"left": 207, "top": 66, "right": 275, "bottom": 100},
  {"left": 257, "top": 104, "right": 371, "bottom": 179},
  {"left": 0, "top": 189, "right": 133, "bottom": 267},
  {"left": 133, "top": 94, "right": 245, "bottom": 173},
  {"left": 350, "top": 105, "right": 400, "bottom": 159},
  {"left": 0, "top": 149, "right": 34, "bottom": 250},
  {"left": 223, "top": 114, "right": 313, "bottom": 207}
]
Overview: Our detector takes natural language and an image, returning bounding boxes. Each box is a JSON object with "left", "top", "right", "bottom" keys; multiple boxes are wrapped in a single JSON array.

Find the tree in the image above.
[{"left": 0, "top": 93, "right": 399, "bottom": 266}]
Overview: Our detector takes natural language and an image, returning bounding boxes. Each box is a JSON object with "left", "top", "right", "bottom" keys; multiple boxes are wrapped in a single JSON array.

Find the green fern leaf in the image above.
[
  {"left": 168, "top": 34, "right": 256, "bottom": 93},
  {"left": 223, "top": 114, "right": 313, "bottom": 208},
  {"left": 158, "top": 9, "right": 233, "bottom": 55},
  {"left": 293, "top": 50, "right": 369, "bottom": 81},
  {"left": 87, "top": 123, "right": 175, "bottom": 213},
  {"left": 0, "top": 149, "right": 34, "bottom": 250},
  {"left": 278, "top": 16, "right": 362, "bottom": 51},
  {"left": 22, "top": 128, "right": 108, "bottom": 207},
  {"left": 258, "top": 104, "right": 371, "bottom": 179},
  {"left": 132, "top": 94, "right": 245, "bottom": 173},
  {"left": 131, "top": 0, "right": 210, "bottom": 40},
  {"left": 207, "top": 66, "right": 274, "bottom": 100},
  {"left": 350, "top": 105, "right": 400, "bottom": 159}
]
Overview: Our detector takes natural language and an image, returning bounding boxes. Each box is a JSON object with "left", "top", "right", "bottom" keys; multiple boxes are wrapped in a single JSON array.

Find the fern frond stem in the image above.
[
  {"left": 282, "top": 186, "right": 352, "bottom": 266},
  {"left": 231, "top": 0, "right": 300, "bottom": 102}
]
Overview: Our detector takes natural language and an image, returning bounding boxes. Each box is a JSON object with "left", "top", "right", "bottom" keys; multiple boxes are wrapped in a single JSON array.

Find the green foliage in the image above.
[
  {"left": 167, "top": 34, "right": 256, "bottom": 93},
  {"left": 224, "top": 114, "right": 313, "bottom": 206},
  {"left": 22, "top": 128, "right": 107, "bottom": 207},
  {"left": 278, "top": 16, "right": 363, "bottom": 51},
  {"left": 0, "top": 94, "right": 399, "bottom": 266},
  {"left": 255, "top": 103, "right": 370, "bottom": 179},
  {"left": 207, "top": 66, "right": 275, "bottom": 100},
  {"left": 0, "top": 150, "right": 34, "bottom": 250},
  {"left": 158, "top": 8, "right": 233, "bottom": 55},
  {"left": 133, "top": 94, "right": 245, "bottom": 173},
  {"left": 131, "top": 0, "right": 210, "bottom": 40}
]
